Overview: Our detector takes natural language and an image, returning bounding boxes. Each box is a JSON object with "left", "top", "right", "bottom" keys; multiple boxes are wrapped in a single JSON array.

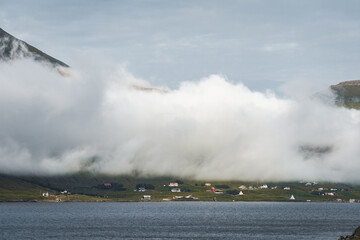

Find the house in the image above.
[
  {"left": 318, "top": 188, "right": 324, "bottom": 191},
  {"left": 214, "top": 190, "right": 223, "bottom": 194},
  {"left": 169, "top": 182, "right": 179, "bottom": 187},
  {"left": 283, "top": 187, "right": 291, "bottom": 190},
  {"left": 143, "top": 195, "right": 151, "bottom": 200},
  {"left": 259, "top": 185, "right": 268, "bottom": 189},
  {"left": 138, "top": 187, "right": 146, "bottom": 192},
  {"left": 104, "top": 183, "right": 112, "bottom": 187},
  {"left": 173, "top": 196, "right": 184, "bottom": 199},
  {"left": 238, "top": 191, "right": 244, "bottom": 196},
  {"left": 42, "top": 192, "right": 49, "bottom": 197},
  {"left": 185, "top": 195, "right": 198, "bottom": 200},
  {"left": 162, "top": 198, "right": 172, "bottom": 201},
  {"left": 270, "top": 186, "right": 278, "bottom": 190},
  {"left": 171, "top": 188, "right": 181, "bottom": 193},
  {"left": 290, "top": 195, "right": 295, "bottom": 200},
  {"left": 205, "top": 183, "right": 211, "bottom": 187},
  {"left": 325, "top": 192, "right": 335, "bottom": 196},
  {"left": 238, "top": 185, "right": 247, "bottom": 190}
]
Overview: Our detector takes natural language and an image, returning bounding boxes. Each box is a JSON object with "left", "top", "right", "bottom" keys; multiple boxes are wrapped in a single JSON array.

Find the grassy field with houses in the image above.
[{"left": 1, "top": 172, "right": 360, "bottom": 202}]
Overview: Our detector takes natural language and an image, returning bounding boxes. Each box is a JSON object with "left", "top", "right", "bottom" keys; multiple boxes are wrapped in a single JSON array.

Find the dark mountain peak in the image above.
[{"left": 0, "top": 27, "right": 68, "bottom": 68}]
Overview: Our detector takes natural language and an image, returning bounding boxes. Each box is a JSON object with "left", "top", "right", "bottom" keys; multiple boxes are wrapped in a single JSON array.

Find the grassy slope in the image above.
[
  {"left": 0, "top": 174, "right": 52, "bottom": 201},
  {"left": 1, "top": 173, "right": 358, "bottom": 202}
]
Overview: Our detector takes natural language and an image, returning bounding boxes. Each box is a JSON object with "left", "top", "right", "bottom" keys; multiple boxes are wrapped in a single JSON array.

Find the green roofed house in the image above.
[{"left": 171, "top": 188, "right": 181, "bottom": 193}]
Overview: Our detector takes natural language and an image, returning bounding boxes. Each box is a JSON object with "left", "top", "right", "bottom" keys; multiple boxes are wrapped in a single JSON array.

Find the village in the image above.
[{"left": 38, "top": 179, "right": 360, "bottom": 203}]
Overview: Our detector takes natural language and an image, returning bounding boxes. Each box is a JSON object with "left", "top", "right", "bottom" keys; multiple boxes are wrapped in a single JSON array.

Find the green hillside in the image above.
[
  {"left": 331, "top": 80, "right": 360, "bottom": 109},
  {"left": 1, "top": 172, "right": 360, "bottom": 202}
]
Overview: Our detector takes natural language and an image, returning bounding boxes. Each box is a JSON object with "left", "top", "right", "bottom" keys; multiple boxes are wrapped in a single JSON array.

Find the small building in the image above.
[
  {"left": 104, "top": 183, "right": 112, "bottom": 187},
  {"left": 171, "top": 188, "right": 181, "bottom": 193},
  {"left": 143, "top": 195, "right": 151, "bottom": 200},
  {"left": 42, "top": 192, "right": 49, "bottom": 197},
  {"left": 185, "top": 195, "right": 198, "bottom": 200},
  {"left": 173, "top": 196, "right": 184, "bottom": 199},
  {"left": 205, "top": 183, "right": 211, "bottom": 187},
  {"left": 270, "top": 186, "right": 278, "bottom": 190},
  {"left": 259, "top": 185, "right": 268, "bottom": 189},
  {"left": 238, "top": 185, "right": 247, "bottom": 190},
  {"left": 325, "top": 192, "right": 335, "bottom": 196},
  {"left": 238, "top": 191, "right": 244, "bottom": 196},
  {"left": 169, "top": 182, "right": 179, "bottom": 187},
  {"left": 283, "top": 187, "right": 291, "bottom": 190},
  {"left": 138, "top": 187, "right": 146, "bottom": 192},
  {"left": 290, "top": 195, "right": 295, "bottom": 200},
  {"left": 214, "top": 190, "right": 223, "bottom": 194}
]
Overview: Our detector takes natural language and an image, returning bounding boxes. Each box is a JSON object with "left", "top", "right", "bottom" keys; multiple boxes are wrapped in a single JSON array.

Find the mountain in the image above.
[
  {"left": 331, "top": 80, "right": 360, "bottom": 109},
  {"left": 0, "top": 28, "right": 68, "bottom": 68}
]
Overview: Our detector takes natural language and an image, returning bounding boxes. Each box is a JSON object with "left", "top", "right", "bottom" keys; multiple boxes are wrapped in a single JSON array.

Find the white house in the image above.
[
  {"left": 143, "top": 195, "right": 151, "bottom": 200},
  {"left": 171, "top": 188, "right": 181, "bottom": 193},
  {"left": 169, "top": 182, "right": 179, "bottom": 187},
  {"left": 238, "top": 191, "right": 244, "bottom": 196},
  {"left": 283, "top": 187, "right": 291, "bottom": 190},
  {"left": 205, "top": 183, "right": 211, "bottom": 187},
  {"left": 259, "top": 185, "right": 268, "bottom": 189}
]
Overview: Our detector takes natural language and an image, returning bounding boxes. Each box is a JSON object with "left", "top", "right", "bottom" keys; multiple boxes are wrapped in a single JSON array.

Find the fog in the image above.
[{"left": 1, "top": 57, "right": 360, "bottom": 182}]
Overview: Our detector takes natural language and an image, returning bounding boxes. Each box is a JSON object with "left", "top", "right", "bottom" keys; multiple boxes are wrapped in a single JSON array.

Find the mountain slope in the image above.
[
  {"left": 331, "top": 80, "right": 360, "bottom": 109},
  {"left": 0, "top": 28, "right": 68, "bottom": 67}
]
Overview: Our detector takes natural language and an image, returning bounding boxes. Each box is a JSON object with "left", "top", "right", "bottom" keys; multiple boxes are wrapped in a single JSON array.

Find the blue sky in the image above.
[{"left": 1, "top": 0, "right": 360, "bottom": 91}]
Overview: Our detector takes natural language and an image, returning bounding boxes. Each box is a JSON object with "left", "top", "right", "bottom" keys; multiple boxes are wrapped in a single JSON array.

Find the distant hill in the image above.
[
  {"left": 331, "top": 80, "right": 360, "bottom": 109},
  {"left": 0, "top": 27, "right": 68, "bottom": 68},
  {"left": 2, "top": 172, "right": 360, "bottom": 202}
]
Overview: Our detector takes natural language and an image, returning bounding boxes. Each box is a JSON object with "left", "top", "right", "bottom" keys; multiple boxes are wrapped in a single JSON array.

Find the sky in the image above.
[
  {"left": 1, "top": 0, "right": 360, "bottom": 91},
  {"left": 1, "top": 1, "right": 360, "bottom": 182}
]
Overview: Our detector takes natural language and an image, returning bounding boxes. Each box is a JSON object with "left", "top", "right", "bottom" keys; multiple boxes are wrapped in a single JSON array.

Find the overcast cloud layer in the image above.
[{"left": 1, "top": 57, "right": 360, "bottom": 182}]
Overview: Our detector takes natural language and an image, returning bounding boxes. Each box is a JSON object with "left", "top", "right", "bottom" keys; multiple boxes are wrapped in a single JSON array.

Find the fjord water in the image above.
[{"left": 0, "top": 202, "right": 359, "bottom": 239}]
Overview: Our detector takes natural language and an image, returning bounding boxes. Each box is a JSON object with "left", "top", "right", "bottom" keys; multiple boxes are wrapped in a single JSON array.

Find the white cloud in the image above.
[
  {"left": 263, "top": 42, "right": 299, "bottom": 52},
  {"left": 1, "top": 57, "right": 360, "bottom": 182}
]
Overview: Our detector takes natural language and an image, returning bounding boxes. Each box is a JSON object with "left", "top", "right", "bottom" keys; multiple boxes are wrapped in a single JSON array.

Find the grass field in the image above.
[{"left": 1, "top": 173, "right": 360, "bottom": 202}]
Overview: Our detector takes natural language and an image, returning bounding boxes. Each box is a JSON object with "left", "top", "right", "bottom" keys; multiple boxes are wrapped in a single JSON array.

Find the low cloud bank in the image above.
[{"left": 1, "top": 58, "right": 360, "bottom": 182}]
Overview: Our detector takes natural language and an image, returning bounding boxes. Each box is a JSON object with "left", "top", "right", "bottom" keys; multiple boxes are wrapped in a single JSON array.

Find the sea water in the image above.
[{"left": 0, "top": 201, "right": 359, "bottom": 239}]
